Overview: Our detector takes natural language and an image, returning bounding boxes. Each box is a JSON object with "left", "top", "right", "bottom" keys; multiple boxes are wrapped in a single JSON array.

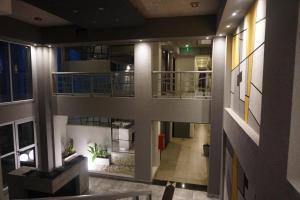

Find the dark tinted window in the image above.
[
  {"left": 10, "top": 44, "right": 32, "bottom": 101},
  {"left": 0, "top": 41, "right": 11, "bottom": 103},
  {"left": 1, "top": 154, "right": 15, "bottom": 188},
  {"left": 18, "top": 121, "right": 34, "bottom": 149},
  {"left": 0, "top": 124, "right": 14, "bottom": 155}
]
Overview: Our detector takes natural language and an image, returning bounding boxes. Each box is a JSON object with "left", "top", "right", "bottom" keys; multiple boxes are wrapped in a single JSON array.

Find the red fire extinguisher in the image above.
[{"left": 158, "top": 133, "right": 165, "bottom": 151}]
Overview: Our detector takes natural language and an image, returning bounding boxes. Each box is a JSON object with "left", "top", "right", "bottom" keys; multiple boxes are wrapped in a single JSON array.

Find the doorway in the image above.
[{"left": 153, "top": 122, "right": 210, "bottom": 186}]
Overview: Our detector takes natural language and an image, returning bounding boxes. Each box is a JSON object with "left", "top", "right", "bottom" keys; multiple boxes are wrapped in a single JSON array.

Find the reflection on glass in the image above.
[
  {"left": 10, "top": 43, "right": 32, "bottom": 101},
  {"left": 0, "top": 41, "right": 11, "bottom": 103},
  {"left": 1, "top": 154, "right": 15, "bottom": 188},
  {"left": 19, "top": 147, "right": 35, "bottom": 167},
  {"left": 18, "top": 121, "right": 34, "bottom": 149},
  {"left": 0, "top": 124, "right": 14, "bottom": 155}
]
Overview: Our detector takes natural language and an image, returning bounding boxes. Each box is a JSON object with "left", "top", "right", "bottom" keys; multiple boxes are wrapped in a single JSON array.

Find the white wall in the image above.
[
  {"left": 151, "top": 121, "right": 161, "bottom": 178},
  {"left": 67, "top": 125, "right": 111, "bottom": 157},
  {"left": 53, "top": 115, "right": 68, "bottom": 167}
]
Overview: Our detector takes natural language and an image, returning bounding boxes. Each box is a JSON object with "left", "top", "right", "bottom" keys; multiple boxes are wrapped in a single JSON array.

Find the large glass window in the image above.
[
  {"left": 1, "top": 154, "right": 16, "bottom": 188},
  {"left": 0, "top": 42, "right": 11, "bottom": 103},
  {"left": 17, "top": 121, "right": 34, "bottom": 149},
  {"left": 0, "top": 124, "right": 14, "bottom": 156},
  {"left": 10, "top": 44, "right": 32, "bottom": 101}
]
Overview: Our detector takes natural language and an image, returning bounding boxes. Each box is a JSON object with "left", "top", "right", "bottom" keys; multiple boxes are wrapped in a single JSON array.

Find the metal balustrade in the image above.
[
  {"left": 152, "top": 71, "right": 212, "bottom": 98},
  {"left": 52, "top": 72, "right": 134, "bottom": 97}
]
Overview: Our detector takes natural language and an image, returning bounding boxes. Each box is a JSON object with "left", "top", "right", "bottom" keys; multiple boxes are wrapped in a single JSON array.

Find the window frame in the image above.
[{"left": 0, "top": 40, "right": 34, "bottom": 106}]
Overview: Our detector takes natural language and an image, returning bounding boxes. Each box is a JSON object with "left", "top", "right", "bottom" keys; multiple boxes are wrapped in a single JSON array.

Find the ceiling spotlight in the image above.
[
  {"left": 206, "top": 37, "right": 210, "bottom": 40},
  {"left": 185, "top": 44, "right": 189, "bottom": 47},
  {"left": 182, "top": 183, "right": 185, "bottom": 188},
  {"left": 219, "top": 34, "right": 223, "bottom": 36},
  {"left": 48, "top": 45, "right": 52, "bottom": 48},
  {"left": 33, "top": 43, "right": 37, "bottom": 47},
  {"left": 232, "top": 12, "right": 237, "bottom": 16},
  {"left": 190, "top": 1, "right": 200, "bottom": 7},
  {"left": 226, "top": 25, "right": 231, "bottom": 28},
  {"left": 139, "top": 39, "right": 143, "bottom": 42}
]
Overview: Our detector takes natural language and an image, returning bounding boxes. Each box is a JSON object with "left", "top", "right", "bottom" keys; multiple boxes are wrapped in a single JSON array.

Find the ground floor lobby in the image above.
[{"left": 4, "top": 176, "right": 217, "bottom": 200}]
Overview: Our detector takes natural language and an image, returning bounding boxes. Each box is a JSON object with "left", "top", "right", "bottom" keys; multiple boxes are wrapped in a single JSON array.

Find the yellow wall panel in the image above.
[
  {"left": 232, "top": 35, "right": 239, "bottom": 70},
  {"left": 231, "top": 153, "right": 238, "bottom": 200}
]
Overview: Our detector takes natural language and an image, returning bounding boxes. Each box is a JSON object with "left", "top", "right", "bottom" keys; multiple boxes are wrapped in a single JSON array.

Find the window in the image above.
[
  {"left": 17, "top": 121, "right": 34, "bottom": 149},
  {"left": 0, "top": 41, "right": 33, "bottom": 104},
  {"left": 10, "top": 44, "right": 32, "bottom": 101},
  {"left": 0, "top": 42, "right": 11, "bottom": 103}
]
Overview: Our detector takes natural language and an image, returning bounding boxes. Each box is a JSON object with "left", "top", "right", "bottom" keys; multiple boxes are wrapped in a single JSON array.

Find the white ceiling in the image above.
[
  {"left": 130, "top": 0, "right": 220, "bottom": 18},
  {"left": 9, "top": 0, "right": 71, "bottom": 27}
]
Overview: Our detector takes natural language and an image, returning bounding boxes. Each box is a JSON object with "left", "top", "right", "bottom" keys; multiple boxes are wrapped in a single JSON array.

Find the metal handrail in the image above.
[
  {"left": 152, "top": 70, "right": 212, "bottom": 98},
  {"left": 15, "top": 190, "right": 152, "bottom": 200}
]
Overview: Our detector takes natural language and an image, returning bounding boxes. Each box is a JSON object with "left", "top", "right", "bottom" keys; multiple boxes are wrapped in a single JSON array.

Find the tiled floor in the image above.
[
  {"left": 155, "top": 124, "right": 210, "bottom": 185},
  {"left": 89, "top": 176, "right": 217, "bottom": 200},
  {"left": 3, "top": 176, "right": 217, "bottom": 200}
]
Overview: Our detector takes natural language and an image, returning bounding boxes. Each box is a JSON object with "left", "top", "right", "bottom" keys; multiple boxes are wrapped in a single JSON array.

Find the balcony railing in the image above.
[
  {"left": 152, "top": 71, "right": 212, "bottom": 98},
  {"left": 52, "top": 72, "right": 134, "bottom": 97}
]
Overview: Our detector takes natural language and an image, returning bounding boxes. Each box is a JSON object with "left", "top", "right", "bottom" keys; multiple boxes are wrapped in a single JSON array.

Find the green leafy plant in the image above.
[
  {"left": 63, "top": 139, "right": 76, "bottom": 158},
  {"left": 88, "top": 143, "right": 110, "bottom": 162}
]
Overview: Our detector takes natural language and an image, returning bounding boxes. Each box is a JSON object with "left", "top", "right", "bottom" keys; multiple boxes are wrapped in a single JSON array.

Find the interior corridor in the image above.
[{"left": 155, "top": 124, "right": 210, "bottom": 186}]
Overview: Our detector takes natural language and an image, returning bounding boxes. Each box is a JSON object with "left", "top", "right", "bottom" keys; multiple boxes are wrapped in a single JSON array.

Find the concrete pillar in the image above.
[
  {"left": 256, "top": 1, "right": 299, "bottom": 199},
  {"left": 134, "top": 43, "right": 153, "bottom": 182},
  {"left": 208, "top": 37, "right": 226, "bottom": 197},
  {"left": 33, "top": 47, "right": 56, "bottom": 172}
]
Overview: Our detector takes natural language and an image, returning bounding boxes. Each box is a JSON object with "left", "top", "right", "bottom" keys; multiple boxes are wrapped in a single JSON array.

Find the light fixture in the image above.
[
  {"left": 232, "top": 12, "right": 237, "bottom": 16},
  {"left": 139, "top": 39, "right": 143, "bottom": 42},
  {"left": 219, "top": 33, "right": 223, "bottom": 36},
  {"left": 206, "top": 36, "right": 210, "bottom": 40},
  {"left": 126, "top": 65, "right": 131, "bottom": 71},
  {"left": 20, "top": 154, "right": 29, "bottom": 162},
  {"left": 48, "top": 45, "right": 52, "bottom": 48},
  {"left": 33, "top": 43, "right": 37, "bottom": 47},
  {"left": 185, "top": 44, "right": 189, "bottom": 47},
  {"left": 29, "top": 150, "right": 34, "bottom": 160},
  {"left": 182, "top": 183, "right": 185, "bottom": 188},
  {"left": 190, "top": 1, "right": 200, "bottom": 7},
  {"left": 226, "top": 25, "right": 231, "bottom": 28}
]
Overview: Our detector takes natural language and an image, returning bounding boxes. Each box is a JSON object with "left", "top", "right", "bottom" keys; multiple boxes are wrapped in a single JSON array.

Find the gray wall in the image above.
[
  {"left": 255, "top": 0, "right": 300, "bottom": 199},
  {"left": 208, "top": 37, "right": 226, "bottom": 197}
]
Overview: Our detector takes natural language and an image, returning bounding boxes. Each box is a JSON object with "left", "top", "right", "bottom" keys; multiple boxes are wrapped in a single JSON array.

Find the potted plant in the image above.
[
  {"left": 62, "top": 138, "right": 78, "bottom": 162},
  {"left": 88, "top": 143, "right": 111, "bottom": 166}
]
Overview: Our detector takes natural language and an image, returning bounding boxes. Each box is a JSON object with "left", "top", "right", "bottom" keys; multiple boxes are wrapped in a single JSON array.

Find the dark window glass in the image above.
[
  {"left": 0, "top": 41, "right": 11, "bottom": 103},
  {"left": 19, "top": 147, "right": 36, "bottom": 167},
  {"left": 0, "top": 125, "right": 14, "bottom": 155},
  {"left": 10, "top": 44, "right": 32, "bottom": 101},
  {"left": 18, "top": 121, "right": 34, "bottom": 149},
  {"left": 1, "top": 154, "right": 15, "bottom": 188}
]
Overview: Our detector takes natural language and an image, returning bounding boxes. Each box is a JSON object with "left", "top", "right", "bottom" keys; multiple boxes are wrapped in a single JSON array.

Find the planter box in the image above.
[
  {"left": 94, "top": 157, "right": 111, "bottom": 166},
  {"left": 63, "top": 152, "right": 79, "bottom": 163}
]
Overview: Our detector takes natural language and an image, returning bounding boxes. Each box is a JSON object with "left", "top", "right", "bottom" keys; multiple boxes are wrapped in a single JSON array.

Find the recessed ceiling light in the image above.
[
  {"left": 185, "top": 44, "right": 189, "bottom": 47},
  {"left": 206, "top": 37, "right": 210, "bottom": 40},
  {"left": 219, "top": 34, "right": 223, "bottom": 36},
  {"left": 226, "top": 25, "right": 231, "bottom": 28},
  {"left": 182, "top": 183, "right": 185, "bottom": 188},
  {"left": 48, "top": 45, "right": 52, "bottom": 48},
  {"left": 190, "top": 1, "right": 200, "bottom": 7},
  {"left": 98, "top": 7, "right": 104, "bottom": 11},
  {"left": 232, "top": 12, "right": 237, "bottom": 16},
  {"left": 34, "top": 17, "right": 42, "bottom": 21},
  {"left": 33, "top": 43, "right": 37, "bottom": 47},
  {"left": 139, "top": 39, "right": 143, "bottom": 42}
]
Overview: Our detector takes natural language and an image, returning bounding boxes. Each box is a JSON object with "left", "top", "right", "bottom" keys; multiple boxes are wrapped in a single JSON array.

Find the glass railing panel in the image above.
[
  {"left": 152, "top": 71, "right": 212, "bottom": 98},
  {"left": 92, "top": 74, "right": 112, "bottom": 95}
]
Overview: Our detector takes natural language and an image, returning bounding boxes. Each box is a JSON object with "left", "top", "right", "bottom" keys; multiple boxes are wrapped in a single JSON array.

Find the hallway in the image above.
[{"left": 155, "top": 124, "right": 210, "bottom": 185}]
